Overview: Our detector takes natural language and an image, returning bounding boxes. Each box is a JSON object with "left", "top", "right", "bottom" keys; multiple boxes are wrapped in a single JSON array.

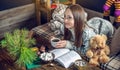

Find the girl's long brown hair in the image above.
[{"left": 64, "top": 4, "right": 86, "bottom": 47}]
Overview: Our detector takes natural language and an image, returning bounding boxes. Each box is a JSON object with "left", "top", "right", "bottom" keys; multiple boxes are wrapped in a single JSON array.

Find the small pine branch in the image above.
[{"left": 1, "top": 29, "right": 37, "bottom": 67}]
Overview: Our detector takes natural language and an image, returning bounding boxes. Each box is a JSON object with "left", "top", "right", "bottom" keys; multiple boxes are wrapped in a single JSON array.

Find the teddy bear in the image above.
[
  {"left": 86, "top": 34, "right": 110, "bottom": 66},
  {"left": 103, "top": 0, "right": 120, "bottom": 29}
]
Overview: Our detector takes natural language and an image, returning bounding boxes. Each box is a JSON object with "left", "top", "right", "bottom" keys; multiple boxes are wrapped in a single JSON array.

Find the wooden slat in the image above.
[
  {"left": 0, "top": 17, "right": 36, "bottom": 39},
  {"left": 0, "top": 3, "right": 35, "bottom": 28},
  {"left": 0, "top": 3, "right": 36, "bottom": 39}
]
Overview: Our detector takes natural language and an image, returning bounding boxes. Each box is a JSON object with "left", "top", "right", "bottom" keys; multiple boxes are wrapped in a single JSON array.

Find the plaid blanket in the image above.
[
  {"left": 31, "top": 23, "right": 55, "bottom": 40},
  {"left": 100, "top": 52, "right": 120, "bottom": 70},
  {"left": 31, "top": 24, "right": 120, "bottom": 70}
]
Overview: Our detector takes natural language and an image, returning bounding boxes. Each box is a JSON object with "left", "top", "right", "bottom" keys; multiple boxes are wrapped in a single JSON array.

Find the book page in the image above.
[
  {"left": 55, "top": 51, "right": 82, "bottom": 68},
  {"left": 50, "top": 48, "right": 70, "bottom": 59}
]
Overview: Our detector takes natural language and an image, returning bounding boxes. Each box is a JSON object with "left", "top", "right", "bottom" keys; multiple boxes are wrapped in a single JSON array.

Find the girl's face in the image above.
[{"left": 64, "top": 9, "right": 74, "bottom": 29}]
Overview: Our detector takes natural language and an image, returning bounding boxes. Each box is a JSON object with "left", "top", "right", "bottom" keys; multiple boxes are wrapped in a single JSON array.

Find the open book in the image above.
[{"left": 50, "top": 49, "right": 82, "bottom": 68}]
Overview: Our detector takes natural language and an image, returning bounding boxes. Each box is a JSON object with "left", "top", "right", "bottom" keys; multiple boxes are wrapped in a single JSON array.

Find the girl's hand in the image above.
[{"left": 56, "top": 40, "right": 67, "bottom": 48}]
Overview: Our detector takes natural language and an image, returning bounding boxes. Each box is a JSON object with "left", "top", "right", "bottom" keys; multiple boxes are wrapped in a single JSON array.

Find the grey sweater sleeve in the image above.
[{"left": 65, "top": 41, "right": 75, "bottom": 49}]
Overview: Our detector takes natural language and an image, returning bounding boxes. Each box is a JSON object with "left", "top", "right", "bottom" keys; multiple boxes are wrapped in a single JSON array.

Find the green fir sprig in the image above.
[{"left": 1, "top": 29, "right": 37, "bottom": 67}]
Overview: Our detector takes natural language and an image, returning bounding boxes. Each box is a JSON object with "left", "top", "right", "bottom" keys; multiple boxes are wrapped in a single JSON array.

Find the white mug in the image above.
[{"left": 50, "top": 38, "right": 60, "bottom": 48}]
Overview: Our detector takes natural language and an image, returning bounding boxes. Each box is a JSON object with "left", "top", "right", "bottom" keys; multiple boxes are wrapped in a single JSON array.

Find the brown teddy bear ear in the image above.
[
  {"left": 101, "top": 34, "right": 107, "bottom": 41},
  {"left": 90, "top": 37, "right": 96, "bottom": 45}
]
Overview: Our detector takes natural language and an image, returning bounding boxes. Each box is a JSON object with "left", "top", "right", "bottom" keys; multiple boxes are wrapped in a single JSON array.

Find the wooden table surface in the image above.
[{"left": 32, "top": 61, "right": 101, "bottom": 70}]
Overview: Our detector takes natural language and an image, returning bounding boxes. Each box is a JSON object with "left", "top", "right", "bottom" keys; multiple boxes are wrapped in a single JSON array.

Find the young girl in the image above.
[{"left": 52, "top": 4, "right": 114, "bottom": 55}]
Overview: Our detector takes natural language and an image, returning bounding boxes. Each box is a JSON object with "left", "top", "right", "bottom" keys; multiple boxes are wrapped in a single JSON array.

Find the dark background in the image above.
[
  {"left": 77, "top": 0, "right": 115, "bottom": 16},
  {"left": 0, "top": 0, "right": 33, "bottom": 11},
  {"left": 0, "top": 0, "right": 115, "bottom": 15}
]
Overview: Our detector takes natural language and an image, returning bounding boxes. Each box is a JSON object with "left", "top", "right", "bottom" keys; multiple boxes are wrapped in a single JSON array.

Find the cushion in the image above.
[
  {"left": 110, "top": 27, "right": 120, "bottom": 56},
  {"left": 49, "top": 4, "right": 68, "bottom": 31},
  {"left": 87, "top": 17, "right": 114, "bottom": 38},
  {"left": 52, "top": 4, "right": 68, "bottom": 22}
]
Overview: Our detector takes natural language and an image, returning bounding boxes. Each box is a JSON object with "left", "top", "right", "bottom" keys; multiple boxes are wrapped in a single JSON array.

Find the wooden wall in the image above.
[
  {"left": 0, "top": 4, "right": 37, "bottom": 39},
  {"left": 0, "top": 0, "right": 48, "bottom": 39}
]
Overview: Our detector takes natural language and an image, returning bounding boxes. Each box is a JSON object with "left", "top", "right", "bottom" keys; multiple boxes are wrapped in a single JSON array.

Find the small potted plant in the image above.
[{"left": 1, "top": 29, "right": 38, "bottom": 70}]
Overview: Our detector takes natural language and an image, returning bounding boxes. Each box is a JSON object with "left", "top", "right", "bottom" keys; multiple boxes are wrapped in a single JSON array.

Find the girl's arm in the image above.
[{"left": 55, "top": 40, "right": 75, "bottom": 49}]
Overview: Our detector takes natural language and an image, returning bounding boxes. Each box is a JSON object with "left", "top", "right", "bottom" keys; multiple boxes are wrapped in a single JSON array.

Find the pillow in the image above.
[
  {"left": 110, "top": 27, "right": 120, "bottom": 56},
  {"left": 52, "top": 4, "right": 68, "bottom": 23},
  {"left": 49, "top": 4, "right": 67, "bottom": 32},
  {"left": 87, "top": 17, "right": 114, "bottom": 37}
]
